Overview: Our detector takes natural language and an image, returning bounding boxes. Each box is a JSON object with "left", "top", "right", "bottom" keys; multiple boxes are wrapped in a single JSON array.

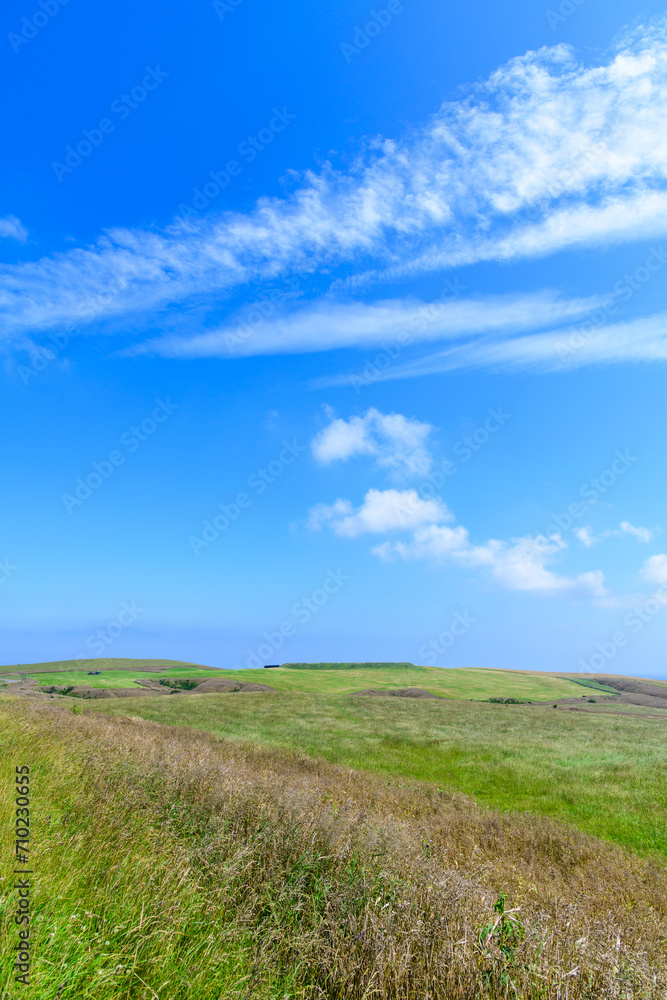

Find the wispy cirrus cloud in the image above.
[
  {"left": 130, "top": 290, "right": 605, "bottom": 359},
  {"left": 0, "top": 20, "right": 666, "bottom": 350},
  {"left": 337, "top": 309, "right": 667, "bottom": 382}
]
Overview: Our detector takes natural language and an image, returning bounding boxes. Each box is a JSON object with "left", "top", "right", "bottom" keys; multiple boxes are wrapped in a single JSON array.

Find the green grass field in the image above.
[
  {"left": 218, "top": 666, "right": 591, "bottom": 700},
  {"left": 88, "top": 690, "right": 667, "bottom": 857},
  {"left": 4, "top": 699, "right": 666, "bottom": 999},
  {"left": 22, "top": 668, "right": 220, "bottom": 688},
  {"left": 0, "top": 657, "right": 208, "bottom": 677},
  {"left": 1, "top": 659, "right": 599, "bottom": 698}
]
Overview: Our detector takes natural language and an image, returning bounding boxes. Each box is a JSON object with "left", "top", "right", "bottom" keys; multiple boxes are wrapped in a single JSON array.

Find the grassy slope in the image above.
[
  {"left": 89, "top": 690, "right": 667, "bottom": 857},
  {"left": 24, "top": 668, "right": 222, "bottom": 688},
  {"left": 0, "top": 657, "right": 210, "bottom": 676},
  {"left": 222, "top": 666, "right": 587, "bottom": 699},
  {"left": 2, "top": 700, "right": 666, "bottom": 999},
  {"left": 8, "top": 662, "right": 591, "bottom": 697}
]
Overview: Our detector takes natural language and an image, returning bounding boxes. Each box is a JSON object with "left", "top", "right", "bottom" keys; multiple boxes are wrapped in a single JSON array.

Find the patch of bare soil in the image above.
[
  {"left": 353, "top": 688, "right": 440, "bottom": 699},
  {"left": 540, "top": 691, "right": 667, "bottom": 718},
  {"left": 189, "top": 679, "right": 275, "bottom": 694},
  {"left": 592, "top": 676, "right": 667, "bottom": 700},
  {"left": 134, "top": 678, "right": 276, "bottom": 695}
]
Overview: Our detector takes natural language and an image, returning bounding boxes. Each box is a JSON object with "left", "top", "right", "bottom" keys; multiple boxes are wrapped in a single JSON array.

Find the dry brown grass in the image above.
[{"left": 2, "top": 697, "right": 667, "bottom": 999}]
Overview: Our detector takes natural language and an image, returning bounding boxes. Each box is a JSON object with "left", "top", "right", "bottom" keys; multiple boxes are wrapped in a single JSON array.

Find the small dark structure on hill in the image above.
[{"left": 264, "top": 664, "right": 280, "bottom": 668}]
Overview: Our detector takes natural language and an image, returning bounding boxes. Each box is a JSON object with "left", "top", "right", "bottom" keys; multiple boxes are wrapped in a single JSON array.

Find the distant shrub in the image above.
[
  {"left": 488, "top": 697, "right": 529, "bottom": 705},
  {"left": 159, "top": 678, "right": 199, "bottom": 690}
]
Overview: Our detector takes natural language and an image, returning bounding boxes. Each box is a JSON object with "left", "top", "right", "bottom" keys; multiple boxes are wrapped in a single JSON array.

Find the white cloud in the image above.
[
  {"left": 131, "top": 290, "right": 604, "bottom": 359},
  {"left": 308, "top": 488, "right": 451, "bottom": 537},
  {"left": 576, "top": 521, "right": 655, "bottom": 546},
  {"left": 310, "top": 482, "right": 608, "bottom": 598},
  {"left": 344, "top": 308, "right": 667, "bottom": 382},
  {"left": 377, "top": 525, "right": 607, "bottom": 597},
  {"left": 620, "top": 521, "right": 655, "bottom": 543},
  {"left": 311, "top": 408, "right": 434, "bottom": 476},
  {"left": 0, "top": 21, "right": 666, "bottom": 344},
  {"left": 0, "top": 216, "right": 27, "bottom": 242},
  {"left": 575, "top": 526, "right": 596, "bottom": 547},
  {"left": 641, "top": 553, "right": 667, "bottom": 585}
]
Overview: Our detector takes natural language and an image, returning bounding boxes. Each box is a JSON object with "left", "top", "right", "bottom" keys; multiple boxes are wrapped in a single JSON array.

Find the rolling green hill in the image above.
[
  {"left": 0, "top": 657, "right": 210, "bottom": 675},
  {"left": 2, "top": 658, "right": 600, "bottom": 699}
]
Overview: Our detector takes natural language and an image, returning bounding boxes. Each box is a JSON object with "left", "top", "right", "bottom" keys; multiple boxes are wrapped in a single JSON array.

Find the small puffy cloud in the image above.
[
  {"left": 309, "top": 488, "right": 452, "bottom": 538},
  {"left": 373, "top": 523, "right": 471, "bottom": 562},
  {"left": 576, "top": 521, "right": 655, "bottom": 546},
  {"left": 0, "top": 216, "right": 27, "bottom": 242},
  {"left": 311, "top": 408, "right": 434, "bottom": 476},
  {"left": 619, "top": 520, "right": 654, "bottom": 542},
  {"left": 641, "top": 553, "right": 667, "bottom": 585},
  {"left": 576, "top": 526, "right": 596, "bottom": 547}
]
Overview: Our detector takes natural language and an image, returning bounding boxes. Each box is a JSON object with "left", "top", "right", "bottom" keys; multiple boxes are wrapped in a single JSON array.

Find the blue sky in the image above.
[{"left": 2, "top": 0, "right": 667, "bottom": 677}]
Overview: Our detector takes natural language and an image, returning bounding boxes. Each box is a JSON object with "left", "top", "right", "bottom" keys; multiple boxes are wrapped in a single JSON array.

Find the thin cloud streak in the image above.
[
  {"left": 129, "top": 291, "right": 604, "bottom": 359},
  {"left": 334, "top": 310, "right": 667, "bottom": 382}
]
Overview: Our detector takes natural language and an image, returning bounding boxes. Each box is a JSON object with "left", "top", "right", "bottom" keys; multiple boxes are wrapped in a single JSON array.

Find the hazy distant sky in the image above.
[{"left": 2, "top": 0, "right": 667, "bottom": 677}]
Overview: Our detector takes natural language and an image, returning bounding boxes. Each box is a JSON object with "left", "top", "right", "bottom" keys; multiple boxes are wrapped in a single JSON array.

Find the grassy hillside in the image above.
[
  {"left": 144, "top": 665, "right": 587, "bottom": 701},
  {"left": 89, "top": 690, "right": 667, "bottom": 857},
  {"left": 5, "top": 660, "right": 593, "bottom": 699},
  {"left": 0, "top": 657, "right": 210, "bottom": 676},
  {"left": 22, "top": 667, "right": 222, "bottom": 689},
  {"left": 2, "top": 699, "right": 665, "bottom": 999}
]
